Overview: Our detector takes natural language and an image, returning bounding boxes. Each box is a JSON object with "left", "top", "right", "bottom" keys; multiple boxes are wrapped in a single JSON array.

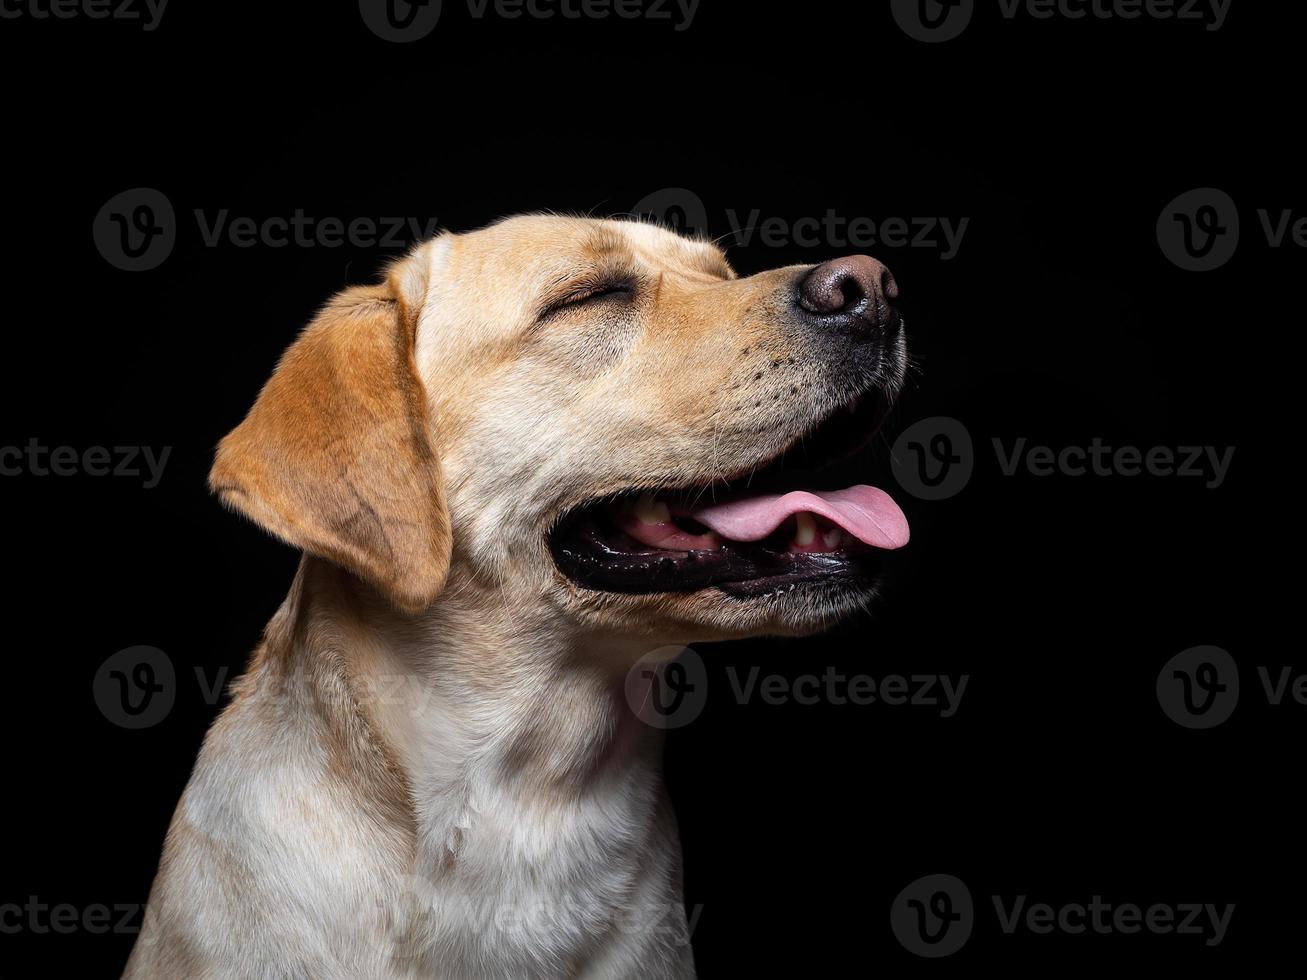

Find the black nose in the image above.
[{"left": 797, "top": 255, "right": 900, "bottom": 338}]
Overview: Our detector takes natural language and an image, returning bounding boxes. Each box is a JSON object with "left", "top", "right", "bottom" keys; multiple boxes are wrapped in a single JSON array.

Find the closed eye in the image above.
[{"left": 541, "top": 280, "right": 636, "bottom": 319}]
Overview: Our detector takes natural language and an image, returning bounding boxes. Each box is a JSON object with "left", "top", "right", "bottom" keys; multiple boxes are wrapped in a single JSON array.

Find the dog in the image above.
[{"left": 123, "top": 214, "right": 910, "bottom": 979}]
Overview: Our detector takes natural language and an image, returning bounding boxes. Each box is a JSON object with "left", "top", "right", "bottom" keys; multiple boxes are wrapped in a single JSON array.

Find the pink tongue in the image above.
[{"left": 689, "top": 485, "right": 909, "bottom": 550}]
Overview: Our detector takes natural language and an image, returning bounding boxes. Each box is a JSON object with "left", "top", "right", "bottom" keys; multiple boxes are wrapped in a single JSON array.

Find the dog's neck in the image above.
[
  {"left": 266, "top": 555, "right": 675, "bottom": 863},
  {"left": 155, "top": 557, "right": 695, "bottom": 976},
  {"left": 256, "top": 557, "right": 691, "bottom": 969}
]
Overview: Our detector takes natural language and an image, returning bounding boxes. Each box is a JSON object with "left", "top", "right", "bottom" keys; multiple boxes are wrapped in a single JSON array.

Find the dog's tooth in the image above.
[
  {"left": 634, "top": 492, "right": 671, "bottom": 525},
  {"left": 823, "top": 528, "right": 842, "bottom": 550},
  {"left": 794, "top": 512, "right": 816, "bottom": 547}
]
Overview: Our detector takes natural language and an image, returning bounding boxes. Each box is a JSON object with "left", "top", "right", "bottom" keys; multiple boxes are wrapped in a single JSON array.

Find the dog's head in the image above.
[{"left": 211, "top": 215, "right": 909, "bottom": 641}]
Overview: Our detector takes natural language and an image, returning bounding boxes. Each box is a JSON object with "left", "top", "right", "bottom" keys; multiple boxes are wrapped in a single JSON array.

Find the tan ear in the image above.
[{"left": 209, "top": 248, "right": 450, "bottom": 613}]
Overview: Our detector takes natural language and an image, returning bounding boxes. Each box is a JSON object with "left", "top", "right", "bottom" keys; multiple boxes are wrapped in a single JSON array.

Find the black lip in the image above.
[
  {"left": 551, "top": 520, "right": 885, "bottom": 597},
  {"left": 547, "top": 389, "right": 897, "bottom": 599}
]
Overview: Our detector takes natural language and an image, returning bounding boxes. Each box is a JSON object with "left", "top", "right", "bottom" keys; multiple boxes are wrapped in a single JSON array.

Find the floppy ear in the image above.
[{"left": 209, "top": 246, "right": 451, "bottom": 613}]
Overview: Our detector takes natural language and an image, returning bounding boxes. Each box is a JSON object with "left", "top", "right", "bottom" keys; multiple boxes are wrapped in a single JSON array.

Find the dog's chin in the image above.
[{"left": 547, "top": 390, "right": 904, "bottom": 639}]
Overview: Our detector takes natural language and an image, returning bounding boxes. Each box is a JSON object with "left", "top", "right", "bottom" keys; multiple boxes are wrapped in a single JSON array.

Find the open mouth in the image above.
[{"left": 549, "top": 394, "right": 909, "bottom": 599}]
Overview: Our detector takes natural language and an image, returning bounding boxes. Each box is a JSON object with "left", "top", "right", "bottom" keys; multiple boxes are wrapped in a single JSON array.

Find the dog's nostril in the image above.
[
  {"left": 835, "top": 277, "right": 864, "bottom": 312},
  {"left": 797, "top": 255, "right": 899, "bottom": 334},
  {"left": 879, "top": 267, "right": 899, "bottom": 303}
]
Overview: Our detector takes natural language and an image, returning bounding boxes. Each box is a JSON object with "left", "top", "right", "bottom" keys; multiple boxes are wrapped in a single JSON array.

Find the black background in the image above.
[{"left": 1, "top": 0, "right": 1296, "bottom": 975}]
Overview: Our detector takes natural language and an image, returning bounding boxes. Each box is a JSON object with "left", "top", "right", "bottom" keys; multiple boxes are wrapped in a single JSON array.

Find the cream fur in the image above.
[{"left": 124, "top": 216, "right": 904, "bottom": 979}]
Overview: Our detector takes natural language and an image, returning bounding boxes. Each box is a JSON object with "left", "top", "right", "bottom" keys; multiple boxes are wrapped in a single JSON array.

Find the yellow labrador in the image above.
[{"left": 124, "top": 215, "right": 909, "bottom": 979}]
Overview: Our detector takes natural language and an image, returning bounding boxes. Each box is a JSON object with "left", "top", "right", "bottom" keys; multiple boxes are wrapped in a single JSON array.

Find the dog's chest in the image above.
[{"left": 388, "top": 767, "right": 691, "bottom": 978}]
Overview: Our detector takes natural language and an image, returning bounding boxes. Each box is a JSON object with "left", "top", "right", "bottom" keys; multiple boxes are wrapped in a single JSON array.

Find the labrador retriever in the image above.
[{"left": 123, "top": 215, "right": 910, "bottom": 979}]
